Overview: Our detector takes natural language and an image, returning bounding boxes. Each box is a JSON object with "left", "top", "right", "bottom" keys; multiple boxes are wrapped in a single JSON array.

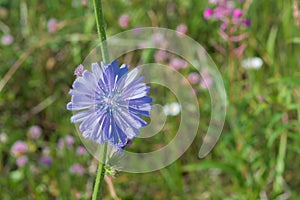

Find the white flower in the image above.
[
  {"left": 163, "top": 102, "right": 181, "bottom": 116},
  {"left": 242, "top": 57, "right": 263, "bottom": 70},
  {"left": 0, "top": 133, "right": 7, "bottom": 143}
]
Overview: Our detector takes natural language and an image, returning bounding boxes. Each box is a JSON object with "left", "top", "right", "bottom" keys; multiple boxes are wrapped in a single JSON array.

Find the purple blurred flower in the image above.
[
  {"left": 132, "top": 27, "right": 143, "bottom": 35},
  {"left": 203, "top": 8, "right": 214, "bottom": 19},
  {"left": 187, "top": 72, "right": 200, "bottom": 84},
  {"left": 294, "top": 1, "right": 300, "bottom": 26},
  {"left": 176, "top": 24, "right": 188, "bottom": 36},
  {"left": 70, "top": 163, "right": 85, "bottom": 175},
  {"left": 256, "top": 95, "right": 264, "bottom": 102},
  {"left": 154, "top": 50, "right": 169, "bottom": 62},
  {"left": 82, "top": 0, "right": 87, "bottom": 6},
  {"left": 118, "top": 14, "right": 130, "bottom": 28},
  {"left": 214, "top": 6, "right": 230, "bottom": 19},
  {"left": 65, "top": 135, "right": 75, "bottom": 147},
  {"left": 74, "top": 64, "right": 84, "bottom": 77},
  {"left": 47, "top": 18, "right": 58, "bottom": 33},
  {"left": 208, "top": 0, "right": 218, "bottom": 4},
  {"left": 27, "top": 125, "right": 42, "bottom": 140},
  {"left": 169, "top": 58, "right": 188, "bottom": 70},
  {"left": 226, "top": 1, "right": 236, "bottom": 11},
  {"left": 57, "top": 138, "right": 64, "bottom": 149},
  {"left": 232, "top": 8, "right": 243, "bottom": 20},
  {"left": 57, "top": 135, "right": 75, "bottom": 149},
  {"left": 200, "top": 69, "right": 213, "bottom": 89},
  {"left": 220, "top": 23, "right": 227, "bottom": 30},
  {"left": 243, "top": 19, "right": 251, "bottom": 26},
  {"left": 39, "top": 156, "right": 53, "bottom": 166},
  {"left": 67, "top": 60, "right": 152, "bottom": 147},
  {"left": 1, "top": 34, "right": 14, "bottom": 45},
  {"left": 152, "top": 33, "right": 164, "bottom": 45},
  {"left": 76, "top": 146, "right": 86, "bottom": 155},
  {"left": 16, "top": 156, "right": 28, "bottom": 167},
  {"left": 138, "top": 41, "right": 148, "bottom": 49},
  {"left": 11, "top": 141, "right": 28, "bottom": 157}
]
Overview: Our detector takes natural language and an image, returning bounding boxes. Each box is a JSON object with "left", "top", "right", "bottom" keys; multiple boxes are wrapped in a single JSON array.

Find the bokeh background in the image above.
[{"left": 1, "top": 0, "right": 300, "bottom": 199}]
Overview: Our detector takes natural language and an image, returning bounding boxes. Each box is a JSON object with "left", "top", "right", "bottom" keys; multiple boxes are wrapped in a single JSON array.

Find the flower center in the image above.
[
  {"left": 105, "top": 98, "right": 114, "bottom": 107},
  {"left": 103, "top": 93, "right": 119, "bottom": 110}
]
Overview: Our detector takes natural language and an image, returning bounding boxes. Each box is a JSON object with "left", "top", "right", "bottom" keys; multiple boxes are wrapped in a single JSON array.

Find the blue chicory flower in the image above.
[{"left": 67, "top": 60, "right": 152, "bottom": 148}]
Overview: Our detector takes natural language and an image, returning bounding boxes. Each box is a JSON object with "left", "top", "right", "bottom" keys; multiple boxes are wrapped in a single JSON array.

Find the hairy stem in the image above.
[
  {"left": 92, "top": 0, "right": 110, "bottom": 199},
  {"left": 93, "top": 0, "right": 110, "bottom": 63},
  {"left": 92, "top": 143, "right": 108, "bottom": 200}
]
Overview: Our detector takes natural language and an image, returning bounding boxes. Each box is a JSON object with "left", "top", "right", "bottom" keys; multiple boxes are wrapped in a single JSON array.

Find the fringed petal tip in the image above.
[{"left": 66, "top": 102, "right": 72, "bottom": 110}]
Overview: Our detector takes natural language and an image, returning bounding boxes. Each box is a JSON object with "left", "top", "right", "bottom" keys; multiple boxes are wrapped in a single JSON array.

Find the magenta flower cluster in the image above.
[
  {"left": 9, "top": 127, "right": 88, "bottom": 178},
  {"left": 203, "top": 0, "right": 250, "bottom": 30},
  {"left": 10, "top": 125, "right": 54, "bottom": 168}
]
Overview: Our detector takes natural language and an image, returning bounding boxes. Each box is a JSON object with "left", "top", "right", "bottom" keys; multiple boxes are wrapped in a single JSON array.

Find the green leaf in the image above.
[
  {"left": 286, "top": 37, "right": 300, "bottom": 45},
  {"left": 266, "top": 26, "right": 278, "bottom": 61},
  {"left": 182, "top": 160, "right": 241, "bottom": 178},
  {"left": 268, "top": 77, "right": 300, "bottom": 85},
  {"left": 267, "top": 124, "right": 293, "bottom": 147}
]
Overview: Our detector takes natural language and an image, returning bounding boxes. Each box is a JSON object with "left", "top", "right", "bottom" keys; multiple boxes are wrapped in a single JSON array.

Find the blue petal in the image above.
[
  {"left": 90, "top": 112, "right": 106, "bottom": 144},
  {"left": 130, "top": 113, "right": 148, "bottom": 127},
  {"left": 103, "top": 66, "right": 117, "bottom": 92},
  {"left": 114, "top": 122, "right": 127, "bottom": 145},
  {"left": 82, "top": 130, "right": 92, "bottom": 139},
  {"left": 129, "top": 96, "right": 152, "bottom": 104},
  {"left": 82, "top": 70, "right": 96, "bottom": 85},
  {"left": 125, "top": 76, "right": 144, "bottom": 88},
  {"left": 122, "top": 82, "right": 149, "bottom": 99},
  {"left": 117, "top": 64, "right": 128, "bottom": 80},
  {"left": 92, "top": 62, "right": 103, "bottom": 80},
  {"left": 71, "top": 94, "right": 93, "bottom": 105},
  {"left": 101, "top": 115, "right": 110, "bottom": 142},
  {"left": 67, "top": 102, "right": 92, "bottom": 111},
  {"left": 108, "top": 116, "right": 119, "bottom": 145},
  {"left": 79, "top": 112, "right": 99, "bottom": 132},
  {"left": 72, "top": 78, "right": 95, "bottom": 95},
  {"left": 111, "top": 60, "right": 119, "bottom": 69},
  {"left": 129, "top": 103, "right": 152, "bottom": 111},
  {"left": 97, "top": 77, "right": 108, "bottom": 94},
  {"left": 122, "top": 86, "right": 150, "bottom": 100},
  {"left": 70, "top": 109, "right": 94, "bottom": 123},
  {"left": 129, "top": 107, "right": 151, "bottom": 117},
  {"left": 69, "top": 89, "right": 94, "bottom": 97},
  {"left": 121, "top": 68, "right": 140, "bottom": 89},
  {"left": 114, "top": 112, "right": 139, "bottom": 139}
]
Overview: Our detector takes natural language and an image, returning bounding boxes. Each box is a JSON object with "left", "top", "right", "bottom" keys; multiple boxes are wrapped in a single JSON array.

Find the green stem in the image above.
[
  {"left": 93, "top": 0, "right": 110, "bottom": 63},
  {"left": 92, "top": 143, "right": 108, "bottom": 200},
  {"left": 274, "top": 131, "right": 287, "bottom": 193},
  {"left": 92, "top": 0, "right": 110, "bottom": 199},
  {"left": 273, "top": 113, "right": 288, "bottom": 193}
]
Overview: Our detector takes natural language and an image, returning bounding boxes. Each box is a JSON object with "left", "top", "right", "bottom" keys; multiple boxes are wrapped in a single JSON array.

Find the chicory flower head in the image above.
[{"left": 67, "top": 60, "right": 152, "bottom": 148}]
